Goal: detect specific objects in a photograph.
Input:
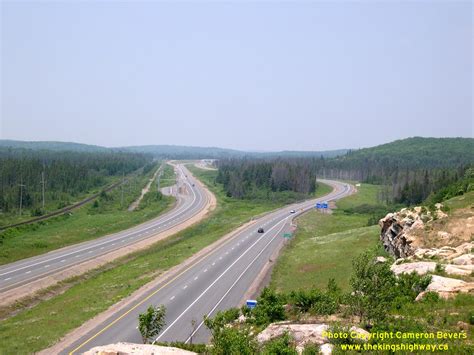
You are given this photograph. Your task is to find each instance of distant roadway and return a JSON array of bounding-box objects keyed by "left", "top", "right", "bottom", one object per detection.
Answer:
[
  {"left": 0, "top": 164, "right": 209, "bottom": 295},
  {"left": 63, "top": 179, "right": 353, "bottom": 354}
]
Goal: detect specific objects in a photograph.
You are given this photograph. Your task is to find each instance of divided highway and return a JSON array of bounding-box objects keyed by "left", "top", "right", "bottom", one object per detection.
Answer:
[
  {"left": 64, "top": 179, "right": 353, "bottom": 354},
  {"left": 0, "top": 164, "right": 209, "bottom": 294}
]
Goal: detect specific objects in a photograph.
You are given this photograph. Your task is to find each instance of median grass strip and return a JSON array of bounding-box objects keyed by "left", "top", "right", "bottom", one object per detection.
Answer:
[
  {"left": 0, "top": 167, "right": 331, "bottom": 354},
  {"left": 270, "top": 183, "right": 385, "bottom": 292},
  {"left": 0, "top": 164, "right": 174, "bottom": 265}
]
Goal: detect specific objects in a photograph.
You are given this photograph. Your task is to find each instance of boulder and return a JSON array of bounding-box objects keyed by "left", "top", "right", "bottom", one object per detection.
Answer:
[
  {"left": 444, "top": 264, "right": 474, "bottom": 276},
  {"left": 390, "top": 262, "right": 436, "bottom": 275},
  {"left": 83, "top": 343, "right": 197, "bottom": 355},
  {"left": 320, "top": 343, "right": 334, "bottom": 355},
  {"left": 416, "top": 275, "right": 474, "bottom": 300},
  {"left": 451, "top": 254, "right": 473, "bottom": 266},
  {"left": 257, "top": 323, "right": 329, "bottom": 346}
]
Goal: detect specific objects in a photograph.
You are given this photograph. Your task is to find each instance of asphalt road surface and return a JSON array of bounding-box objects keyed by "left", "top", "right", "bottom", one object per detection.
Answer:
[
  {"left": 65, "top": 179, "right": 353, "bottom": 354},
  {"left": 0, "top": 164, "right": 208, "bottom": 294}
]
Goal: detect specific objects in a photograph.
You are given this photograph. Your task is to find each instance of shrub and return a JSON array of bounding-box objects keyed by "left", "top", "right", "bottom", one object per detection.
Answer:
[
  {"left": 205, "top": 309, "right": 257, "bottom": 355},
  {"left": 251, "top": 287, "right": 286, "bottom": 326},
  {"left": 261, "top": 332, "right": 298, "bottom": 355},
  {"left": 348, "top": 251, "right": 397, "bottom": 325}
]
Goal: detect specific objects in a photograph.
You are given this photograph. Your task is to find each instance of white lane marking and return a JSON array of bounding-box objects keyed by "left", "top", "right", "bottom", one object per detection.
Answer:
[
  {"left": 100, "top": 247, "right": 104, "bottom": 250},
  {"left": 185, "top": 219, "right": 288, "bottom": 343},
  {"left": 231, "top": 247, "right": 234, "bottom": 250},
  {"left": 154, "top": 217, "right": 289, "bottom": 343},
  {"left": 194, "top": 277, "right": 198, "bottom": 281},
  {"left": 170, "top": 296, "right": 175, "bottom": 300},
  {"left": 89, "top": 250, "right": 94, "bottom": 253},
  {"left": 4, "top": 277, "right": 11, "bottom": 281},
  {"left": 225, "top": 252, "right": 229, "bottom": 255},
  {"left": 219, "top": 256, "right": 222, "bottom": 260},
  {"left": 76, "top": 255, "right": 81, "bottom": 258},
  {"left": 212, "top": 262, "right": 215, "bottom": 266},
  {"left": 204, "top": 269, "right": 208, "bottom": 273},
  {"left": 44, "top": 265, "right": 50, "bottom": 268},
  {"left": 111, "top": 243, "right": 116, "bottom": 246},
  {"left": 60, "top": 259, "right": 66, "bottom": 263},
  {"left": 25, "top": 271, "right": 31, "bottom": 274},
  {"left": 183, "top": 285, "right": 188, "bottom": 290}
]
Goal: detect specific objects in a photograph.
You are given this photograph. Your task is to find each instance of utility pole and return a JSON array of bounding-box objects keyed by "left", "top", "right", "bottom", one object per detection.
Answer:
[
  {"left": 40, "top": 171, "right": 46, "bottom": 210},
  {"left": 18, "top": 181, "right": 26, "bottom": 216},
  {"left": 121, "top": 172, "right": 125, "bottom": 207}
]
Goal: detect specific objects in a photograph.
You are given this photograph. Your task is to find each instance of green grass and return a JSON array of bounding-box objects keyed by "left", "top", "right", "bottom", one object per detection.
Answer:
[
  {"left": 270, "top": 183, "right": 385, "bottom": 293},
  {"left": 443, "top": 191, "right": 474, "bottom": 210},
  {"left": 0, "top": 167, "right": 338, "bottom": 354},
  {"left": 0, "top": 165, "right": 174, "bottom": 265}
]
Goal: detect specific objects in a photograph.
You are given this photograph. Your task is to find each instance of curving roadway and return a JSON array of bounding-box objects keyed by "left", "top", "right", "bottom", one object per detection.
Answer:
[
  {"left": 64, "top": 179, "right": 354, "bottom": 354},
  {"left": 0, "top": 164, "right": 209, "bottom": 295}
]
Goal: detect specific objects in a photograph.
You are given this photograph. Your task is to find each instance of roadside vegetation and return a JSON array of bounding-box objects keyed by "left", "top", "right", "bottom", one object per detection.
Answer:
[
  {"left": 162, "top": 249, "right": 473, "bottom": 353},
  {"left": 0, "top": 166, "right": 333, "bottom": 354},
  {"left": 0, "top": 147, "right": 151, "bottom": 226},
  {"left": 0, "top": 163, "right": 174, "bottom": 264},
  {"left": 271, "top": 183, "right": 389, "bottom": 291}
]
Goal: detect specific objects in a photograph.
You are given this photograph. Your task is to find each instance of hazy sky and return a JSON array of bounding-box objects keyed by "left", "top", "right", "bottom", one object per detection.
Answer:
[{"left": 1, "top": 1, "right": 472, "bottom": 151}]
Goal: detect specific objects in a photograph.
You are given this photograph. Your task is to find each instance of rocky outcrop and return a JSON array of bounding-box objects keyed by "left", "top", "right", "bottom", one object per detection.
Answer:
[
  {"left": 83, "top": 343, "right": 197, "bottom": 355},
  {"left": 379, "top": 206, "right": 439, "bottom": 258},
  {"left": 256, "top": 322, "right": 368, "bottom": 353},
  {"left": 415, "top": 275, "right": 474, "bottom": 300},
  {"left": 390, "top": 261, "right": 436, "bottom": 275}
]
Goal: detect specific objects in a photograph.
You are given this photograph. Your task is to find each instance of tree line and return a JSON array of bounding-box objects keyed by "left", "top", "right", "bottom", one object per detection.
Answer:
[
  {"left": 216, "top": 158, "right": 318, "bottom": 199},
  {"left": 0, "top": 148, "right": 151, "bottom": 215},
  {"left": 215, "top": 137, "right": 473, "bottom": 205}
]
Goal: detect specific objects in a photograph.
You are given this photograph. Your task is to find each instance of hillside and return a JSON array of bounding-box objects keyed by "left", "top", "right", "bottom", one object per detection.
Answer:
[
  {"left": 0, "top": 139, "right": 107, "bottom": 153},
  {"left": 0, "top": 140, "right": 347, "bottom": 159},
  {"left": 331, "top": 137, "right": 474, "bottom": 170}
]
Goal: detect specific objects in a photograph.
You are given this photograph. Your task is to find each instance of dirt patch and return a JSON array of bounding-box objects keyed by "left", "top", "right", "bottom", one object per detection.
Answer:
[{"left": 0, "top": 165, "right": 216, "bottom": 309}]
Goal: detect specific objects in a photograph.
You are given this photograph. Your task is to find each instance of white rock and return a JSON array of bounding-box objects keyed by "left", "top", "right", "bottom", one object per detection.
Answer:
[
  {"left": 390, "top": 262, "right": 436, "bottom": 275},
  {"left": 320, "top": 343, "right": 334, "bottom": 355},
  {"left": 375, "top": 256, "right": 387, "bottom": 263},
  {"left": 257, "top": 323, "right": 329, "bottom": 345},
  {"left": 452, "top": 254, "right": 473, "bottom": 265},
  {"left": 445, "top": 264, "right": 474, "bottom": 276},
  {"left": 416, "top": 275, "right": 474, "bottom": 300},
  {"left": 84, "top": 342, "right": 197, "bottom": 355}
]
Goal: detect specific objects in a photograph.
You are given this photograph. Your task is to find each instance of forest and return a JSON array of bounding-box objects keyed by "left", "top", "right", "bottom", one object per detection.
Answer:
[
  {"left": 216, "top": 138, "right": 474, "bottom": 205},
  {"left": 0, "top": 147, "right": 152, "bottom": 217}
]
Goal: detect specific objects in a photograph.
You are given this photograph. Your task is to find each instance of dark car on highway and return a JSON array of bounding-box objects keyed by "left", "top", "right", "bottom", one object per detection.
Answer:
[{"left": 258, "top": 228, "right": 264, "bottom": 233}]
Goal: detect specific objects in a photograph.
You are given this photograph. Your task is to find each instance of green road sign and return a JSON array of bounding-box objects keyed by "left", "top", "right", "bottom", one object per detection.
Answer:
[{"left": 283, "top": 233, "right": 292, "bottom": 239}]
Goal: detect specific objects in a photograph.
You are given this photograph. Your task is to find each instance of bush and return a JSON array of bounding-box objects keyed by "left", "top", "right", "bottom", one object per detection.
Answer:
[
  {"left": 261, "top": 332, "right": 298, "bottom": 355},
  {"left": 392, "top": 272, "right": 431, "bottom": 309},
  {"left": 138, "top": 305, "right": 166, "bottom": 344},
  {"left": 288, "top": 279, "right": 341, "bottom": 316},
  {"left": 251, "top": 287, "right": 286, "bottom": 326},
  {"left": 348, "top": 250, "right": 397, "bottom": 325},
  {"left": 205, "top": 309, "right": 257, "bottom": 355}
]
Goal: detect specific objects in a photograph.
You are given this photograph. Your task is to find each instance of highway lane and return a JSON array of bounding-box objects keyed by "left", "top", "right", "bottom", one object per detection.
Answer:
[
  {"left": 65, "top": 179, "right": 353, "bottom": 354},
  {"left": 0, "top": 164, "right": 209, "bottom": 294}
]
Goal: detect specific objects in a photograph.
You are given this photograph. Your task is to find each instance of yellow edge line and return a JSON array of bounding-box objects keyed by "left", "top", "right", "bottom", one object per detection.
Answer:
[{"left": 69, "top": 192, "right": 235, "bottom": 354}]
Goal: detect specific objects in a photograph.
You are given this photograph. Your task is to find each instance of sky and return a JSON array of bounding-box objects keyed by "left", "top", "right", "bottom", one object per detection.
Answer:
[{"left": 1, "top": 1, "right": 472, "bottom": 151}]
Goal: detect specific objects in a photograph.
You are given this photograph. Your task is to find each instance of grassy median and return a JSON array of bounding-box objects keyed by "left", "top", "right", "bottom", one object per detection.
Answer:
[{"left": 0, "top": 167, "right": 333, "bottom": 354}]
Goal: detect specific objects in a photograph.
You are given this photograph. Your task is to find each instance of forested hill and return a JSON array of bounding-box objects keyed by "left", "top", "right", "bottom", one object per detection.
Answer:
[
  {"left": 0, "top": 140, "right": 107, "bottom": 153},
  {"left": 331, "top": 137, "right": 473, "bottom": 170},
  {"left": 0, "top": 140, "right": 347, "bottom": 159}
]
